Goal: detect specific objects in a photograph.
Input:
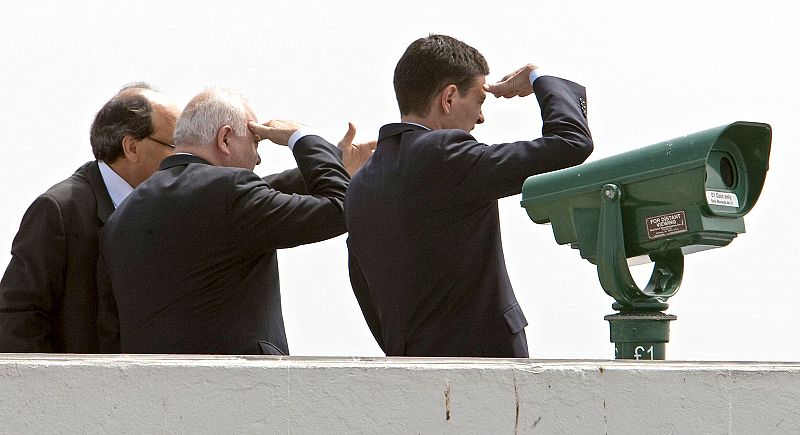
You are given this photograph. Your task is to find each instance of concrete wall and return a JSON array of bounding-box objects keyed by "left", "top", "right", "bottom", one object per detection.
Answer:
[{"left": 1, "top": 355, "right": 798, "bottom": 434}]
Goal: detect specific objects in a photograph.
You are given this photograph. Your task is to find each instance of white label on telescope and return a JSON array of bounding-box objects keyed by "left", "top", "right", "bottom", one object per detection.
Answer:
[
  {"left": 645, "top": 211, "right": 688, "bottom": 240},
  {"left": 706, "top": 190, "right": 739, "bottom": 208}
]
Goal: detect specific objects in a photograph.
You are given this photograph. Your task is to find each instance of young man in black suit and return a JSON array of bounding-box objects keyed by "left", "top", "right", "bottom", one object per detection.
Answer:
[
  {"left": 346, "top": 34, "right": 594, "bottom": 358},
  {"left": 0, "top": 84, "right": 180, "bottom": 353},
  {"left": 97, "top": 87, "right": 368, "bottom": 355}
]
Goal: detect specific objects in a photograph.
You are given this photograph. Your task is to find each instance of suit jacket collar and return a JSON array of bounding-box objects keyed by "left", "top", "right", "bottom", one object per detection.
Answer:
[
  {"left": 159, "top": 153, "right": 212, "bottom": 170},
  {"left": 81, "top": 160, "right": 115, "bottom": 224},
  {"left": 378, "top": 123, "right": 428, "bottom": 142}
]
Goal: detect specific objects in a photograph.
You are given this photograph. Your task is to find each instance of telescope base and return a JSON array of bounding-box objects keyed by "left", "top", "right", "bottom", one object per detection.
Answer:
[{"left": 605, "top": 312, "right": 677, "bottom": 360}]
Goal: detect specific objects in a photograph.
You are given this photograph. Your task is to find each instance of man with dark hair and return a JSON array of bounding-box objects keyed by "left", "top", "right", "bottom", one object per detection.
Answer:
[
  {"left": 346, "top": 34, "right": 594, "bottom": 358},
  {"left": 392, "top": 34, "right": 490, "bottom": 116},
  {"left": 0, "top": 84, "right": 180, "bottom": 352}
]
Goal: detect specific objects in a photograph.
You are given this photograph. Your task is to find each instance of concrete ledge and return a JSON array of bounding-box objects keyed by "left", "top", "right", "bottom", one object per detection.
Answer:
[{"left": 1, "top": 355, "right": 799, "bottom": 433}]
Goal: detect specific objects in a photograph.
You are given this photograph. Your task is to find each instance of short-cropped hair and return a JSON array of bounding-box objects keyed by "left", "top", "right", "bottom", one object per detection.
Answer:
[
  {"left": 173, "top": 87, "right": 249, "bottom": 146},
  {"left": 393, "top": 34, "right": 489, "bottom": 116},
  {"left": 90, "top": 88, "right": 155, "bottom": 163}
]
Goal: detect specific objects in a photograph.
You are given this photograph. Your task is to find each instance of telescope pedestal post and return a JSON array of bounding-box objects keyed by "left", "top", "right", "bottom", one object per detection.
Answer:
[{"left": 605, "top": 311, "right": 677, "bottom": 360}]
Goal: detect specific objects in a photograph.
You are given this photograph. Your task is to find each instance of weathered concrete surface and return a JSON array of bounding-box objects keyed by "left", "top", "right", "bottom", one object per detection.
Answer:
[{"left": 0, "top": 355, "right": 798, "bottom": 434}]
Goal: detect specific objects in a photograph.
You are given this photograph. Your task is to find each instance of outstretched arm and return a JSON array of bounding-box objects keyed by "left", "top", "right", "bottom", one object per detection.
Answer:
[
  {"left": 233, "top": 120, "right": 350, "bottom": 250},
  {"left": 262, "top": 122, "right": 376, "bottom": 193},
  {"left": 438, "top": 65, "right": 593, "bottom": 203}
]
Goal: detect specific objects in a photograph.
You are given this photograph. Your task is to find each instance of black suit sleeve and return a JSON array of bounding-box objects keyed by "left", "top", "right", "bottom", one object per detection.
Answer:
[
  {"left": 438, "top": 76, "right": 594, "bottom": 203},
  {"left": 231, "top": 135, "right": 350, "bottom": 250},
  {"left": 0, "top": 195, "right": 66, "bottom": 352},
  {"left": 263, "top": 168, "right": 308, "bottom": 195},
  {"left": 95, "top": 243, "right": 120, "bottom": 353},
  {"left": 347, "top": 244, "right": 385, "bottom": 353},
  {"left": 262, "top": 145, "right": 344, "bottom": 195}
]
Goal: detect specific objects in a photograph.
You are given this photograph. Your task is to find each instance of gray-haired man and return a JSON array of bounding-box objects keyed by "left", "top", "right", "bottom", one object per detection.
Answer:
[{"left": 97, "top": 87, "right": 369, "bottom": 355}]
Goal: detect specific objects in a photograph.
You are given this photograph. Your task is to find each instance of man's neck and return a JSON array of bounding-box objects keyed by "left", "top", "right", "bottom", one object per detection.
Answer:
[
  {"left": 400, "top": 114, "right": 441, "bottom": 131},
  {"left": 107, "top": 159, "right": 140, "bottom": 188},
  {"left": 175, "top": 145, "right": 221, "bottom": 166}
]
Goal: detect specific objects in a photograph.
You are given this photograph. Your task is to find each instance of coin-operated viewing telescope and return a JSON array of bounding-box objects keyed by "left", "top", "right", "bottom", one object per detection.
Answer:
[{"left": 520, "top": 121, "right": 771, "bottom": 360}]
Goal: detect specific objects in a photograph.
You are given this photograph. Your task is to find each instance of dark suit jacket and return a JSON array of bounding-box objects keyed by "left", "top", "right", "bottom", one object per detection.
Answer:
[
  {"left": 0, "top": 161, "right": 114, "bottom": 352},
  {"left": 263, "top": 167, "right": 308, "bottom": 195},
  {"left": 345, "top": 76, "right": 594, "bottom": 358},
  {"left": 97, "top": 135, "right": 348, "bottom": 355}
]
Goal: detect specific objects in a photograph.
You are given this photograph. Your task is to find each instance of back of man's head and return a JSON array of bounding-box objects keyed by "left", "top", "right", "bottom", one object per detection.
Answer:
[
  {"left": 90, "top": 83, "right": 156, "bottom": 163},
  {"left": 173, "top": 87, "right": 249, "bottom": 147},
  {"left": 393, "top": 34, "right": 489, "bottom": 117}
]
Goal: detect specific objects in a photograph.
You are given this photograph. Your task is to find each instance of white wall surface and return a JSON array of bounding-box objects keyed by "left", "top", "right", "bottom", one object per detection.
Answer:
[
  {"left": 1, "top": 355, "right": 799, "bottom": 433},
  {"left": 0, "top": 1, "right": 798, "bottom": 360}
]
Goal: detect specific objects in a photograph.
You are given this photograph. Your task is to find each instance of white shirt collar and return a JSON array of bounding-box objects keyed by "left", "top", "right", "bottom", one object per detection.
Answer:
[
  {"left": 402, "top": 121, "right": 430, "bottom": 130},
  {"left": 97, "top": 160, "right": 134, "bottom": 209}
]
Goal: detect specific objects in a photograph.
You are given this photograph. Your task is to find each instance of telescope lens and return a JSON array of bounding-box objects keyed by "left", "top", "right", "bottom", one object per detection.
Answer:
[{"left": 720, "top": 157, "right": 736, "bottom": 188}]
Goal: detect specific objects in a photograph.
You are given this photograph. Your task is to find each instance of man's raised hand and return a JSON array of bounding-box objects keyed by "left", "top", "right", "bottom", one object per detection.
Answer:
[
  {"left": 484, "top": 63, "right": 538, "bottom": 99},
  {"left": 337, "top": 122, "right": 377, "bottom": 176},
  {"left": 248, "top": 120, "right": 304, "bottom": 146}
]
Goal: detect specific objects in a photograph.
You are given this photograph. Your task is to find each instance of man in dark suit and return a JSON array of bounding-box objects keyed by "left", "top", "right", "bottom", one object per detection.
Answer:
[
  {"left": 346, "top": 35, "right": 594, "bottom": 358},
  {"left": 97, "top": 87, "right": 358, "bottom": 355},
  {"left": 0, "top": 84, "right": 181, "bottom": 352}
]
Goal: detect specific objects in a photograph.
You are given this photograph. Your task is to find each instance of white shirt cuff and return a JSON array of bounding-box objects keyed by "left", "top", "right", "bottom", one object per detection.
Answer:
[
  {"left": 529, "top": 68, "right": 544, "bottom": 86},
  {"left": 287, "top": 128, "right": 315, "bottom": 150}
]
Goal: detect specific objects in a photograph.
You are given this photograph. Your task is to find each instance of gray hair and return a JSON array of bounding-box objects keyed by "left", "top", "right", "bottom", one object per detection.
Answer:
[
  {"left": 174, "top": 87, "right": 250, "bottom": 146},
  {"left": 118, "top": 81, "right": 156, "bottom": 94}
]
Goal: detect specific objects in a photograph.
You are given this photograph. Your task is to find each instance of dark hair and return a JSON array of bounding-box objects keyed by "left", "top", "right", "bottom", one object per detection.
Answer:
[
  {"left": 393, "top": 34, "right": 489, "bottom": 116},
  {"left": 90, "top": 89, "right": 155, "bottom": 163}
]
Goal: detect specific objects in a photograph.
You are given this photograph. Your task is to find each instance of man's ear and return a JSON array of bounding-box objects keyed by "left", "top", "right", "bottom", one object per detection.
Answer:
[
  {"left": 216, "top": 125, "right": 233, "bottom": 157},
  {"left": 121, "top": 135, "right": 140, "bottom": 163},
  {"left": 439, "top": 84, "right": 458, "bottom": 115}
]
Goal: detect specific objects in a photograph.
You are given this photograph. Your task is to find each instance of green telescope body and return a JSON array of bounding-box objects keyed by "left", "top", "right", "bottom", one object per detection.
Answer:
[
  {"left": 521, "top": 121, "right": 771, "bottom": 266},
  {"left": 520, "top": 121, "right": 771, "bottom": 359}
]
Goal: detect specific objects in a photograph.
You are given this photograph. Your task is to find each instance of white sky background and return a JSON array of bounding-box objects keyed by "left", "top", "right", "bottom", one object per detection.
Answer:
[{"left": 1, "top": 1, "right": 798, "bottom": 360}]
